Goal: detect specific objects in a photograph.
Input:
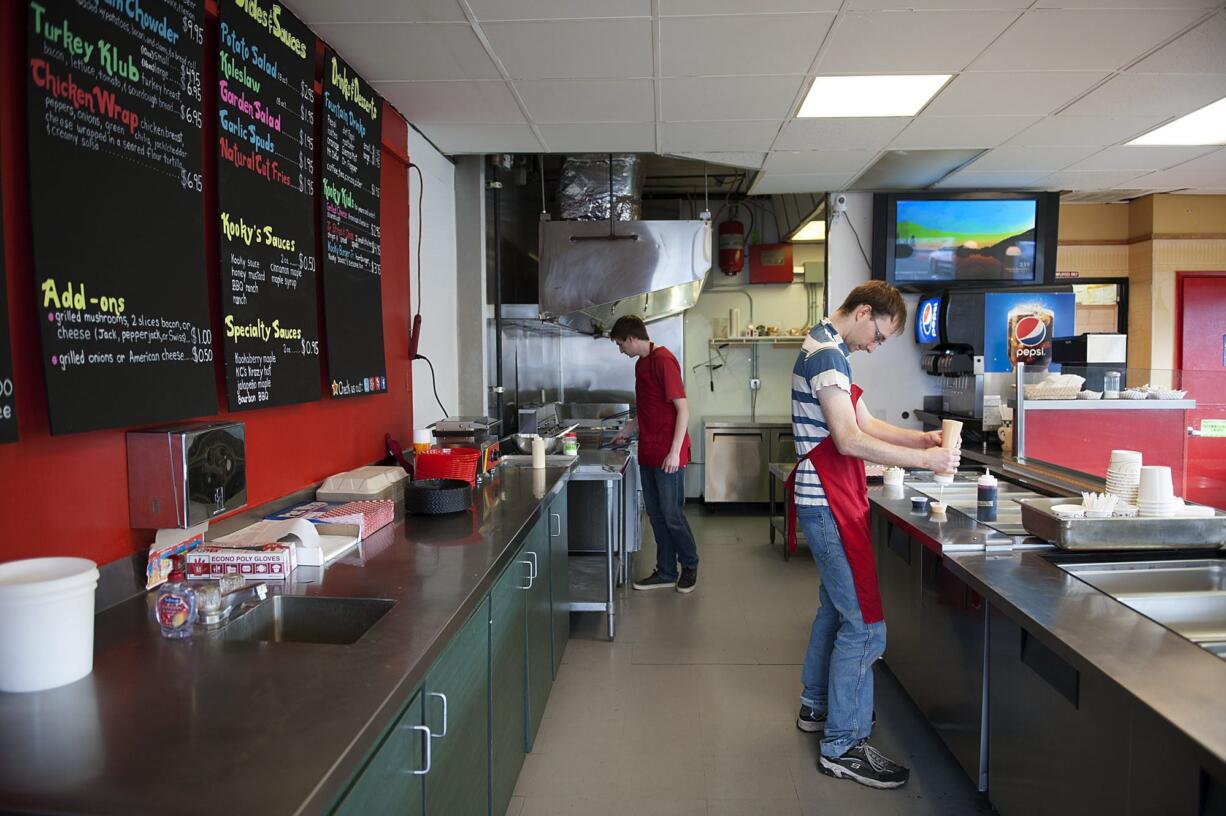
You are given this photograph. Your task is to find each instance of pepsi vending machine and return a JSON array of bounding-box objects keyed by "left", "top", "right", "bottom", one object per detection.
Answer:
[{"left": 919, "top": 286, "right": 1076, "bottom": 432}]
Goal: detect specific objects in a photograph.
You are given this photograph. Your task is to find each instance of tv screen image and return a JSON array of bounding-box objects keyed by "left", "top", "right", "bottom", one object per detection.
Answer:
[
  {"left": 916, "top": 294, "right": 941, "bottom": 344},
  {"left": 892, "top": 199, "right": 1037, "bottom": 283}
]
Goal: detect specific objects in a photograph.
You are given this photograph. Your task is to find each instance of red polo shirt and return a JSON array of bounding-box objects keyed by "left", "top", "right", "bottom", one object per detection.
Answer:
[{"left": 635, "top": 344, "right": 691, "bottom": 469}]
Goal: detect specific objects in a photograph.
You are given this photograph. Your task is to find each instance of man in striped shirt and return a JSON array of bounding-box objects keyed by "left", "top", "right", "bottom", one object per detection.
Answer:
[{"left": 792, "top": 281, "right": 960, "bottom": 790}]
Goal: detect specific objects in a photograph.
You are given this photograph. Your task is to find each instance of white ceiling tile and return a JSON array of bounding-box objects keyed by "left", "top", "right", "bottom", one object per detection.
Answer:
[
  {"left": 660, "top": 14, "right": 835, "bottom": 77},
  {"left": 662, "top": 0, "right": 839, "bottom": 14},
  {"left": 774, "top": 118, "right": 910, "bottom": 151},
  {"left": 468, "top": 0, "right": 651, "bottom": 20},
  {"left": 537, "top": 123, "right": 656, "bottom": 152},
  {"left": 1009, "top": 115, "right": 1167, "bottom": 146},
  {"left": 751, "top": 173, "right": 855, "bottom": 194},
  {"left": 1129, "top": 148, "right": 1226, "bottom": 188},
  {"left": 1042, "top": 169, "right": 1149, "bottom": 189},
  {"left": 416, "top": 123, "right": 544, "bottom": 153},
  {"left": 1128, "top": 14, "right": 1226, "bottom": 75},
  {"left": 891, "top": 116, "right": 1040, "bottom": 149},
  {"left": 660, "top": 77, "right": 805, "bottom": 121},
  {"left": 932, "top": 171, "right": 1050, "bottom": 189},
  {"left": 284, "top": 0, "right": 467, "bottom": 23},
  {"left": 375, "top": 81, "right": 524, "bottom": 123},
  {"left": 312, "top": 23, "right": 500, "bottom": 80},
  {"left": 816, "top": 11, "right": 1019, "bottom": 74},
  {"left": 515, "top": 79, "right": 654, "bottom": 122},
  {"left": 925, "top": 71, "right": 1109, "bottom": 116},
  {"left": 965, "top": 145, "right": 1099, "bottom": 172},
  {"left": 482, "top": 19, "right": 653, "bottom": 79},
  {"left": 970, "top": 9, "right": 1206, "bottom": 71},
  {"left": 1062, "top": 74, "right": 1226, "bottom": 118},
  {"left": 672, "top": 152, "right": 767, "bottom": 169},
  {"left": 1064, "top": 145, "right": 1218, "bottom": 171},
  {"left": 660, "top": 121, "right": 782, "bottom": 152},
  {"left": 764, "top": 150, "right": 878, "bottom": 175},
  {"left": 1033, "top": 0, "right": 1218, "bottom": 9},
  {"left": 849, "top": 0, "right": 1025, "bottom": 7}
]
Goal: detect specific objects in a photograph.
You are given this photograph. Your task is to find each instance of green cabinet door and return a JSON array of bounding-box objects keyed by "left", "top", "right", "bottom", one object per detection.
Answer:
[
  {"left": 424, "top": 598, "right": 491, "bottom": 816},
  {"left": 490, "top": 547, "right": 530, "bottom": 816},
  {"left": 548, "top": 487, "right": 570, "bottom": 677},
  {"left": 525, "top": 520, "right": 553, "bottom": 750},
  {"left": 333, "top": 691, "right": 426, "bottom": 816}
]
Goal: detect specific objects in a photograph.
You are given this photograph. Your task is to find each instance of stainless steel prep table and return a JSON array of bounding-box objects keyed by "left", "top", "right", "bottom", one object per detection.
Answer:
[
  {"left": 868, "top": 482, "right": 1226, "bottom": 811},
  {"left": 0, "top": 466, "right": 572, "bottom": 816}
]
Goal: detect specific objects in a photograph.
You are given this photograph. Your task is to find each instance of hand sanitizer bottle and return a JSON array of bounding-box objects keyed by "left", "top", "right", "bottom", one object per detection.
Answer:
[{"left": 154, "top": 557, "right": 197, "bottom": 639}]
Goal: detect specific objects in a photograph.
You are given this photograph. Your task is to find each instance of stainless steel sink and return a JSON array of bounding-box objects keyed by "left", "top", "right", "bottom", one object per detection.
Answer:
[
  {"left": 1061, "top": 559, "right": 1226, "bottom": 597},
  {"left": 1059, "top": 559, "right": 1226, "bottom": 658},
  {"left": 218, "top": 596, "right": 395, "bottom": 645},
  {"left": 1115, "top": 594, "right": 1226, "bottom": 643}
]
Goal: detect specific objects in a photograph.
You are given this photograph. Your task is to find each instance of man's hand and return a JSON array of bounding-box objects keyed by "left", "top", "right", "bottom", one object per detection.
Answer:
[
  {"left": 922, "top": 430, "right": 944, "bottom": 448},
  {"left": 923, "top": 446, "right": 961, "bottom": 474},
  {"left": 662, "top": 450, "right": 682, "bottom": 474}
]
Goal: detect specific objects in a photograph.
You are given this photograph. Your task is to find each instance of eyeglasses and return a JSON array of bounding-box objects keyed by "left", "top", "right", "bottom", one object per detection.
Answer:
[{"left": 872, "top": 318, "right": 887, "bottom": 346}]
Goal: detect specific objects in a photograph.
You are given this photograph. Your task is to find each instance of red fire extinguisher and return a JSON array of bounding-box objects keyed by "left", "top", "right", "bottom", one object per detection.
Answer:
[{"left": 718, "top": 218, "right": 745, "bottom": 276}]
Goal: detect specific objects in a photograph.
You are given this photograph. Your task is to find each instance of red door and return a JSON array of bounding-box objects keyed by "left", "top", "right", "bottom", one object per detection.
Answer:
[{"left": 1179, "top": 275, "right": 1226, "bottom": 510}]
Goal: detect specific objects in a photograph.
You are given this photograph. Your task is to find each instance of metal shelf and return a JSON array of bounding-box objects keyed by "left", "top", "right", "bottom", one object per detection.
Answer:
[{"left": 710, "top": 337, "right": 804, "bottom": 347}]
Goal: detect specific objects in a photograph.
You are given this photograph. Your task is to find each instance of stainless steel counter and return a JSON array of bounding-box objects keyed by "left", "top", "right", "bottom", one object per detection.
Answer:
[
  {"left": 0, "top": 466, "right": 573, "bottom": 816},
  {"left": 869, "top": 483, "right": 1226, "bottom": 781},
  {"left": 703, "top": 415, "right": 792, "bottom": 428}
]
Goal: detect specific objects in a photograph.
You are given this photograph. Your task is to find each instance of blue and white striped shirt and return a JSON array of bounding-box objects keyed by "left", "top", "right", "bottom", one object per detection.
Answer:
[{"left": 791, "top": 319, "right": 852, "bottom": 507}]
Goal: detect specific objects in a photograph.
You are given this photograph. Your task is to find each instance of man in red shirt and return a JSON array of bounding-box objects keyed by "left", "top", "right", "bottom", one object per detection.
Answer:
[{"left": 609, "top": 315, "right": 699, "bottom": 594}]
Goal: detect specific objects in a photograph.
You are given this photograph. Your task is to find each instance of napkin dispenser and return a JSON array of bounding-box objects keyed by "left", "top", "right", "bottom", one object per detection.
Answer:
[{"left": 127, "top": 422, "right": 247, "bottom": 529}]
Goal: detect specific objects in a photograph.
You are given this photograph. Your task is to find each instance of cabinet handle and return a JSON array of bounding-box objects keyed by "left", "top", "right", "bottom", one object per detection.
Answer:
[
  {"left": 550, "top": 512, "right": 561, "bottom": 537},
  {"left": 428, "top": 691, "right": 448, "bottom": 738},
  {"left": 526, "top": 550, "right": 539, "bottom": 580},
  {"left": 403, "top": 724, "right": 431, "bottom": 775},
  {"left": 518, "top": 559, "right": 533, "bottom": 589}
]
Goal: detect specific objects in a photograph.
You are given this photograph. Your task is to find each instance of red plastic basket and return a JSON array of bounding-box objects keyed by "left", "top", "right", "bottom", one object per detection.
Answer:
[{"left": 415, "top": 447, "right": 481, "bottom": 485}]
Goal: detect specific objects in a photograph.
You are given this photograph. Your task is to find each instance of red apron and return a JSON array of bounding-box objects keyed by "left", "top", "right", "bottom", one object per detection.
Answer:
[{"left": 784, "top": 385, "right": 883, "bottom": 625}]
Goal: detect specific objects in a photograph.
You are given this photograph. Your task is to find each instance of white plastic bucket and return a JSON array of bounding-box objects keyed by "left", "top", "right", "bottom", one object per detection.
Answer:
[{"left": 0, "top": 558, "right": 99, "bottom": 693}]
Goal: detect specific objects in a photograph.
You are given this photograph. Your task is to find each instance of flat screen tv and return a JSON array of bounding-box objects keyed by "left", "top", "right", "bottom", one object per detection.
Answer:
[{"left": 872, "top": 192, "right": 1059, "bottom": 291}]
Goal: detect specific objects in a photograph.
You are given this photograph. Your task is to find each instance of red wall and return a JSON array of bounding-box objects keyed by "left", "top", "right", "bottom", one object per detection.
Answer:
[{"left": 0, "top": 3, "right": 413, "bottom": 566}]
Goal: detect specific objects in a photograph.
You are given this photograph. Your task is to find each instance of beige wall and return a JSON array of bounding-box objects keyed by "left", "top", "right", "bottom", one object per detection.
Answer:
[{"left": 1059, "top": 195, "right": 1226, "bottom": 375}]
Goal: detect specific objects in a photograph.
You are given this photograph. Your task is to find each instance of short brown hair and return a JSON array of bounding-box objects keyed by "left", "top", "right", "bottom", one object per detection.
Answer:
[
  {"left": 837, "top": 281, "right": 907, "bottom": 330},
  {"left": 609, "top": 315, "right": 649, "bottom": 342}
]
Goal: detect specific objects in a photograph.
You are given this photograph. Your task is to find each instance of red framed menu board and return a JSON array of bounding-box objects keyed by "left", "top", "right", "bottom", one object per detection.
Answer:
[
  {"left": 320, "top": 48, "right": 385, "bottom": 399},
  {"left": 26, "top": 0, "right": 217, "bottom": 434},
  {"left": 216, "top": 0, "right": 321, "bottom": 410}
]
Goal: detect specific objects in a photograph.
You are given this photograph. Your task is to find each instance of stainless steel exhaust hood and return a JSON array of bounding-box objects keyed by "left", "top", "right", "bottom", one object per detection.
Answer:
[{"left": 537, "top": 218, "right": 712, "bottom": 334}]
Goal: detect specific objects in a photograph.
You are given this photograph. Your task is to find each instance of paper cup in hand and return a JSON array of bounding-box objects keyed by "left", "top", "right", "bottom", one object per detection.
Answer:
[{"left": 939, "top": 419, "right": 963, "bottom": 476}]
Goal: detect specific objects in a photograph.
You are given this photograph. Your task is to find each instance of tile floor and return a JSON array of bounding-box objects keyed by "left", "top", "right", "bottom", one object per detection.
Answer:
[{"left": 507, "top": 507, "right": 996, "bottom": 816}]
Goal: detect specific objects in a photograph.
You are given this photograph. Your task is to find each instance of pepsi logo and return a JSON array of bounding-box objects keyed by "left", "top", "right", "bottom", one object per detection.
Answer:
[{"left": 1014, "top": 315, "right": 1047, "bottom": 347}]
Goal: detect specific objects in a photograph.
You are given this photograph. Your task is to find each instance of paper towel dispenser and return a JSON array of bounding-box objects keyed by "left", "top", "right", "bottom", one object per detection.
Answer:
[{"left": 127, "top": 421, "right": 247, "bottom": 529}]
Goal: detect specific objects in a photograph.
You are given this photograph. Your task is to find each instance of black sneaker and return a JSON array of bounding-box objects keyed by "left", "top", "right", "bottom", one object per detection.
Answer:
[
  {"left": 797, "top": 705, "right": 825, "bottom": 733},
  {"left": 632, "top": 571, "right": 676, "bottom": 591},
  {"left": 796, "top": 707, "right": 876, "bottom": 734},
  {"left": 676, "top": 567, "right": 697, "bottom": 594},
  {"left": 818, "top": 741, "right": 910, "bottom": 789}
]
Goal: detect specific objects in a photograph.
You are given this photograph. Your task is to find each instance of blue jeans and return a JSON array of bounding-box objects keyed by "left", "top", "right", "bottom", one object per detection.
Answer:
[
  {"left": 640, "top": 466, "right": 698, "bottom": 581},
  {"left": 797, "top": 505, "right": 886, "bottom": 758}
]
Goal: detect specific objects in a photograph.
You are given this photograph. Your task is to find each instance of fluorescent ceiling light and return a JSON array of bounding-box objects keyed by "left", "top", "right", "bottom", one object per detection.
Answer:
[
  {"left": 798, "top": 75, "right": 951, "bottom": 118},
  {"left": 1129, "top": 96, "right": 1226, "bottom": 146},
  {"left": 791, "top": 221, "right": 826, "bottom": 242}
]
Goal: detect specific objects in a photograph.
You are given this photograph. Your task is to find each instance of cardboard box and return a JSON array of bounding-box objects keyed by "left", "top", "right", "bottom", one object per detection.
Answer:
[
  {"left": 267, "top": 500, "right": 395, "bottom": 538},
  {"left": 185, "top": 543, "right": 296, "bottom": 580}
]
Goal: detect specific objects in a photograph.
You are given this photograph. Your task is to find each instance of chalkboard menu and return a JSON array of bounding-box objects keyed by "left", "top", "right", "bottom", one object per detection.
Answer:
[
  {"left": 0, "top": 165, "right": 15, "bottom": 444},
  {"left": 216, "top": 0, "right": 320, "bottom": 410},
  {"left": 320, "top": 49, "right": 386, "bottom": 399},
  {"left": 26, "top": 0, "right": 216, "bottom": 434}
]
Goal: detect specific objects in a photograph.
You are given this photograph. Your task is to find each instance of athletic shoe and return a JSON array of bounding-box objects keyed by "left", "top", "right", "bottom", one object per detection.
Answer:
[
  {"left": 796, "top": 707, "right": 877, "bottom": 734},
  {"left": 818, "top": 741, "right": 910, "bottom": 789},
  {"left": 632, "top": 571, "right": 676, "bottom": 591},
  {"left": 676, "top": 567, "right": 697, "bottom": 594}
]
